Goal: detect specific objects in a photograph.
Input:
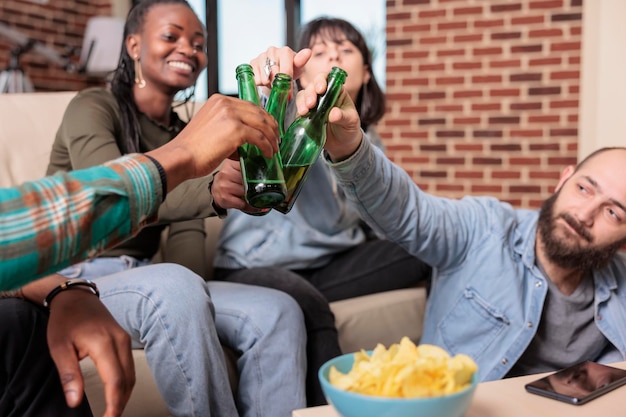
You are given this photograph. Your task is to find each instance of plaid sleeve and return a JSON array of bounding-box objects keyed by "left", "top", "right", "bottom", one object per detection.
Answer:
[{"left": 0, "top": 154, "right": 162, "bottom": 290}]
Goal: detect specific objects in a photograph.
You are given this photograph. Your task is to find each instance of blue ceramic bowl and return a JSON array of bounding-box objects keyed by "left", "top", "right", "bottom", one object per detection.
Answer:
[{"left": 319, "top": 352, "right": 478, "bottom": 417}]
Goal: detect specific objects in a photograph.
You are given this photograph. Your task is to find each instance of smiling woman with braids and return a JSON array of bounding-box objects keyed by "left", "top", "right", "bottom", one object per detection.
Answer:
[{"left": 45, "top": 1, "right": 306, "bottom": 416}]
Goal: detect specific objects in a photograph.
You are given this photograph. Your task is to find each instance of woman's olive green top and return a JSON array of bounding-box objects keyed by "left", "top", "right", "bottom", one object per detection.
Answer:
[{"left": 46, "top": 87, "right": 217, "bottom": 276}]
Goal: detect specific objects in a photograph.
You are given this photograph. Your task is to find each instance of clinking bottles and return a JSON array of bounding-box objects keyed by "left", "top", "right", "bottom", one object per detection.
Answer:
[
  {"left": 274, "top": 66, "right": 348, "bottom": 214},
  {"left": 235, "top": 64, "right": 287, "bottom": 210}
]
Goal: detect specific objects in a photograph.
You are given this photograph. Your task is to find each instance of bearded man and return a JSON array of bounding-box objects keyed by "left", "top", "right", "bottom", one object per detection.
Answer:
[
  {"left": 288, "top": 70, "right": 626, "bottom": 381},
  {"left": 326, "top": 134, "right": 626, "bottom": 381},
  {"left": 324, "top": 109, "right": 626, "bottom": 381}
]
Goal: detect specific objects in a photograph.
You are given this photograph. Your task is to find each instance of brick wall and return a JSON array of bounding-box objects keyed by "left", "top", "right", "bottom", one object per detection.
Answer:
[
  {"left": 0, "top": 0, "right": 112, "bottom": 92},
  {"left": 382, "top": 0, "right": 582, "bottom": 208},
  {"left": 1, "top": 0, "right": 583, "bottom": 209}
]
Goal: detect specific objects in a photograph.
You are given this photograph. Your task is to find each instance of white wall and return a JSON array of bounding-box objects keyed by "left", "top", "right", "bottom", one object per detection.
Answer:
[{"left": 579, "top": 0, "right": 626, "bottom": 159}]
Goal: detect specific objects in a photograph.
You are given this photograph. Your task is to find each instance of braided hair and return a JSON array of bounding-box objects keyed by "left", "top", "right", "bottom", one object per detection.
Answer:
[{"left": 110, "top": 0, "right": 196, "bottom": 154}]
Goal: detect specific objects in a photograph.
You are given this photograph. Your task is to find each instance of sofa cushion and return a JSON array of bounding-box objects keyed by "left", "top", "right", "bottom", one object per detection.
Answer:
[
  {"left": 0, "top": 91, "right": 75, "bottom": 187},
  {"left": 332, "top": 287, "right": 426, "bottom": 353}
]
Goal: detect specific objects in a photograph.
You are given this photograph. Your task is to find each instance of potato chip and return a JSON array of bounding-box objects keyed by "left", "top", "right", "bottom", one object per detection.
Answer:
[{"left": 329, "top": 337, "right": 478, "bottom": 399}]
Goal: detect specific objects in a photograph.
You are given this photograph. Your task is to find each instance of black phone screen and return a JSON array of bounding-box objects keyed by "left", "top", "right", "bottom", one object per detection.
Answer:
[{"left": 524, "top": 361, "right": 626, "bottom": 405}]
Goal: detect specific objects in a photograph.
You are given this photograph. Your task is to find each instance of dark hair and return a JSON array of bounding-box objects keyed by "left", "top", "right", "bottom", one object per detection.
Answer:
[
  {"left": 297, "top": 17, "right": 386, "bottom": 130},
  {"left": 110, "top": 0, "right": 196, "bottom": 154}
]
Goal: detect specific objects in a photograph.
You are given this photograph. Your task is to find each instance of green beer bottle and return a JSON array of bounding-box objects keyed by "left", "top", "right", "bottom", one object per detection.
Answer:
[
  {"left": 275, "top": 66, "right": 347, "bottom": 214},
  {"left": 265, "top": 73, "right": 292, "bottom": 137},
  {"left": 235, "top": 64, "right": 287, "bottom": 210}
]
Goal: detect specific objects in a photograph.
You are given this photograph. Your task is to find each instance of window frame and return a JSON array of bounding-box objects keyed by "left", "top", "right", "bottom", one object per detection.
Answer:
[{"left": 205, "top": 0, "right": 300, "bottom": 96}]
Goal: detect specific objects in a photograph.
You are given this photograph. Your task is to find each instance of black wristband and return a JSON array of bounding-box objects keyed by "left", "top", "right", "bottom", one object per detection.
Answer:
[
  {"left": 43, "top": 279, "right": 100, "bottom": 308},
  {"left": 145, "top": 154, "right": 168, "bottom": 200}
]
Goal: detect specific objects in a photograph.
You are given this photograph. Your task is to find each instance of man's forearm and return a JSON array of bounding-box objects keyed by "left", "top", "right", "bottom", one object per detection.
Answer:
[{"left": 0, "top": 154, "right": 161, "bottom": 291}]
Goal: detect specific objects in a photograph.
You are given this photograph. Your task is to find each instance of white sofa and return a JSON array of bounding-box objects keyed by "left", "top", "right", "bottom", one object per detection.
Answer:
[{"left": 0, "top": 91, "right": 427, "bottom": 416}]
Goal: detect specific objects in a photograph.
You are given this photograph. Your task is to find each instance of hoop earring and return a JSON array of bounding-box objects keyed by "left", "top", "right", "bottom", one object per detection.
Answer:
[{"left": 134, "top": 55, "right": 146, "bottom": 88}]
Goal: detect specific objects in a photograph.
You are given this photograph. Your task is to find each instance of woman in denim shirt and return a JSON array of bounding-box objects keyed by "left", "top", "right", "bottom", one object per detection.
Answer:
[{"left": 212, "top": 18, "right": 432, "bottom": 405}]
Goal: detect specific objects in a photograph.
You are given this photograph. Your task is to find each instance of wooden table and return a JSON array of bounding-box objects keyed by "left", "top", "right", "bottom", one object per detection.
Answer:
[{"left": 293, "top": 362, "right": 626, "bottom": 417}]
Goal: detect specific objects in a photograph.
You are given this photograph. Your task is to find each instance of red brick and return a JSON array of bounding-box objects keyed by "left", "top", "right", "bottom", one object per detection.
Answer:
[
  {"left": 420, "top": 144, "right": 448, "bottom": 151},
  {"left": 456, "top": 171, "right": 485, "bottom": 179},
  {"left": 419, "top": 63, "right": 446, "bottom": 71},
  {"left": 548, "top": 157, "right": 578, "bottom": 165},
  {"left": 454, "top": 117, "right": 482, "bottom": 124},
  {"left": 529, "top": 0, "right": 564, "bottom": 9},
  {"left": 474, "top": 130, "right": 504, "bottom": 138},
  {"left": 473, "top": 157, "right": 503, "bottom": 165},
  {"left": 510, "top": 158, "right": 542, "bottom": 165},
  {"left": 420, "top": 36, "right": 448, "bottom": 45},
  {"left": 491, "top": 32, "right": 522, "bottom": 40},
  {"left": 453, "top": 62, "right": 482, "bottom": 70},
  {"left": 436, "top": 131, "right": 466, "bottom": 138},
  {"left": 489, "top": 59, "right": 522, "bottom": 69},
  {"left": 550, "top": 41, "right": 581, "bottom": 52},
  {"left": 492, "top": 171, "right": 522, "bottom": 179},
  {"left": 436, "top": 158, "right": 466, "bottom": 165},
  {"left": 404, "top": 23, "right": 432, "bottom": 33},
  {"left": 421, "top": 171, "right": 448, "bottom": 178},
  {"left": 550, "top": 71, "right": 580, "bottom": 80},
  {"left": 529, "top": 57, "right": 562, "bottom": 66},
  {"left": 549, "top": 100, "right": 579, "bottom": 109},
  {"left": 454, "top": 144, "right": 484, "bottom": 152},
  {"left": 419, "top": 9, "right": 447, "bottom": 18},
  {"left": 474, "top": 19, "right": 506, "bottom": 28},
  {"left": 454, "top": 6, "right": 484, "bottom": 15},
  {"left": 437, "top": 184, "right": 465, "bottom": 192},
  {"left": 454, "top": 34, "right": 484, "bottom": 42},
  {"left": 528, "top": 115, "right": 560, "bottom": 123},
  {"left": 473, "top": 75, "right": 503, "bottom": 83},
  {"left": 529, "top": 171, "right": 561, "bottom": 179},
  {"left": 529, "top": 29, "right": 563, "bottom": 37},
  {"left": 510, "top": 185, "right": 542, "bottom": 193},
  {"left": 435, "top": 104, "right": 464, "bottom": 112},
  {"left": 473, "top": 47, "right": 503, "bottom": 56},
  {"left": 435, "top": 76, "right": 465, "bottom": 86},
  {"left": 473, "top": 185, "right": 503, "bottom": 193},
  {"left": 472, "top": 103, "right": 502, "bottom": 111},
  {"left": 490, "top": 88, "right": 521, "bottom": 97},
  {"left": 511, "top": 15, "right": 545, "bottom": 25},
  {"left": 454, "top": 90, "right": 483, "bottom": 98},
  {"left": 491, "top": 3, "right": 523, "bottom": 12},
  {"left": 438, "top": 21, "right": 468, "bottom": 30},
  {"left": 437, "top": 49, "right": 465, "bottom": 57},
  {"left": 551, "top": 13, "right": 582, "bottom": 22},
  {"left": 510, "top": 129, "right": 544, "bottom": 137}
]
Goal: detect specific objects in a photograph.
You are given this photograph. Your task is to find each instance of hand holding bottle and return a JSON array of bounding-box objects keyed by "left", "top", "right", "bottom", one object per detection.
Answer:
[
  {"left": 250, "top": 46, "right": 312, "bottom": 87},
  {"left": 294, "top": 71, "right": 364, "bottom": 163},
  {"left": 212, "top": 159, "right": 269, "bottom": 215}
]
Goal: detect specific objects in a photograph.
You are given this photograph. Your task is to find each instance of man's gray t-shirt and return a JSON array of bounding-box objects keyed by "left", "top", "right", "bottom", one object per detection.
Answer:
[{"left": 506, "top": 268, "right": 611, "bottom": 377}]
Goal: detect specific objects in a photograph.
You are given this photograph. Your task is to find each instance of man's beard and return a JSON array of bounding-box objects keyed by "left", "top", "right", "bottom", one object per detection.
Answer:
[{"left": 537, "top": 193, "right": 626, "bottom": 270}]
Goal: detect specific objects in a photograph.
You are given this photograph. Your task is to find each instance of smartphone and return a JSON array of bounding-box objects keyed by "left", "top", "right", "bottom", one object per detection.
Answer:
[{"left": 524, "top": 361, "right": 626, "bottom": 405}]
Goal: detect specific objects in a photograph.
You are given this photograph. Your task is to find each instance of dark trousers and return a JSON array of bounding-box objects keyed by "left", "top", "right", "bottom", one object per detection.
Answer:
[
  {"left": 214, "top": 239, "right": 432, "bottom": 406},
  {"left": 0, "top": 298, "right": 93, "bottom": 417}
]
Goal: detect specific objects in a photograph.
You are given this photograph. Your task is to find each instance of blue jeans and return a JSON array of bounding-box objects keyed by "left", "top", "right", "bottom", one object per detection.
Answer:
[{"left": 59, "top": 258, "right": 306, "bottom": 417}]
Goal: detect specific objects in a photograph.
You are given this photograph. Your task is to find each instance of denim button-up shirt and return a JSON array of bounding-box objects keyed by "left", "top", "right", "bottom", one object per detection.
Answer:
[{"left": 329, "top": 137, "right": 626, "bottom": 382}]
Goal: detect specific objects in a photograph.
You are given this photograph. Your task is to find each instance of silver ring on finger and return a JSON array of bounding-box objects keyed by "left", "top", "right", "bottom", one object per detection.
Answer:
[{"left": 264, "top": 57, "right": 277, "bottom": 77}]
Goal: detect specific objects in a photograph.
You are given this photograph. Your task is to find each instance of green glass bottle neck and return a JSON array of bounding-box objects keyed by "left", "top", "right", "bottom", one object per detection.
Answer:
[
  {"left": 308, "top": 67, "right": 347, "bottom": 122},
  {"left": 236, "top": 64, "right": 260, "bottom": 106},
  {"left": 266, "top": 74, "right": 292, "bottom": 136}
]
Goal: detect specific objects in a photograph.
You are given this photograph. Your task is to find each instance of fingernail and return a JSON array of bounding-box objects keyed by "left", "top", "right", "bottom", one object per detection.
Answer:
[{"left": 65, "top": 389, "right": 80, "bottom": 406}]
